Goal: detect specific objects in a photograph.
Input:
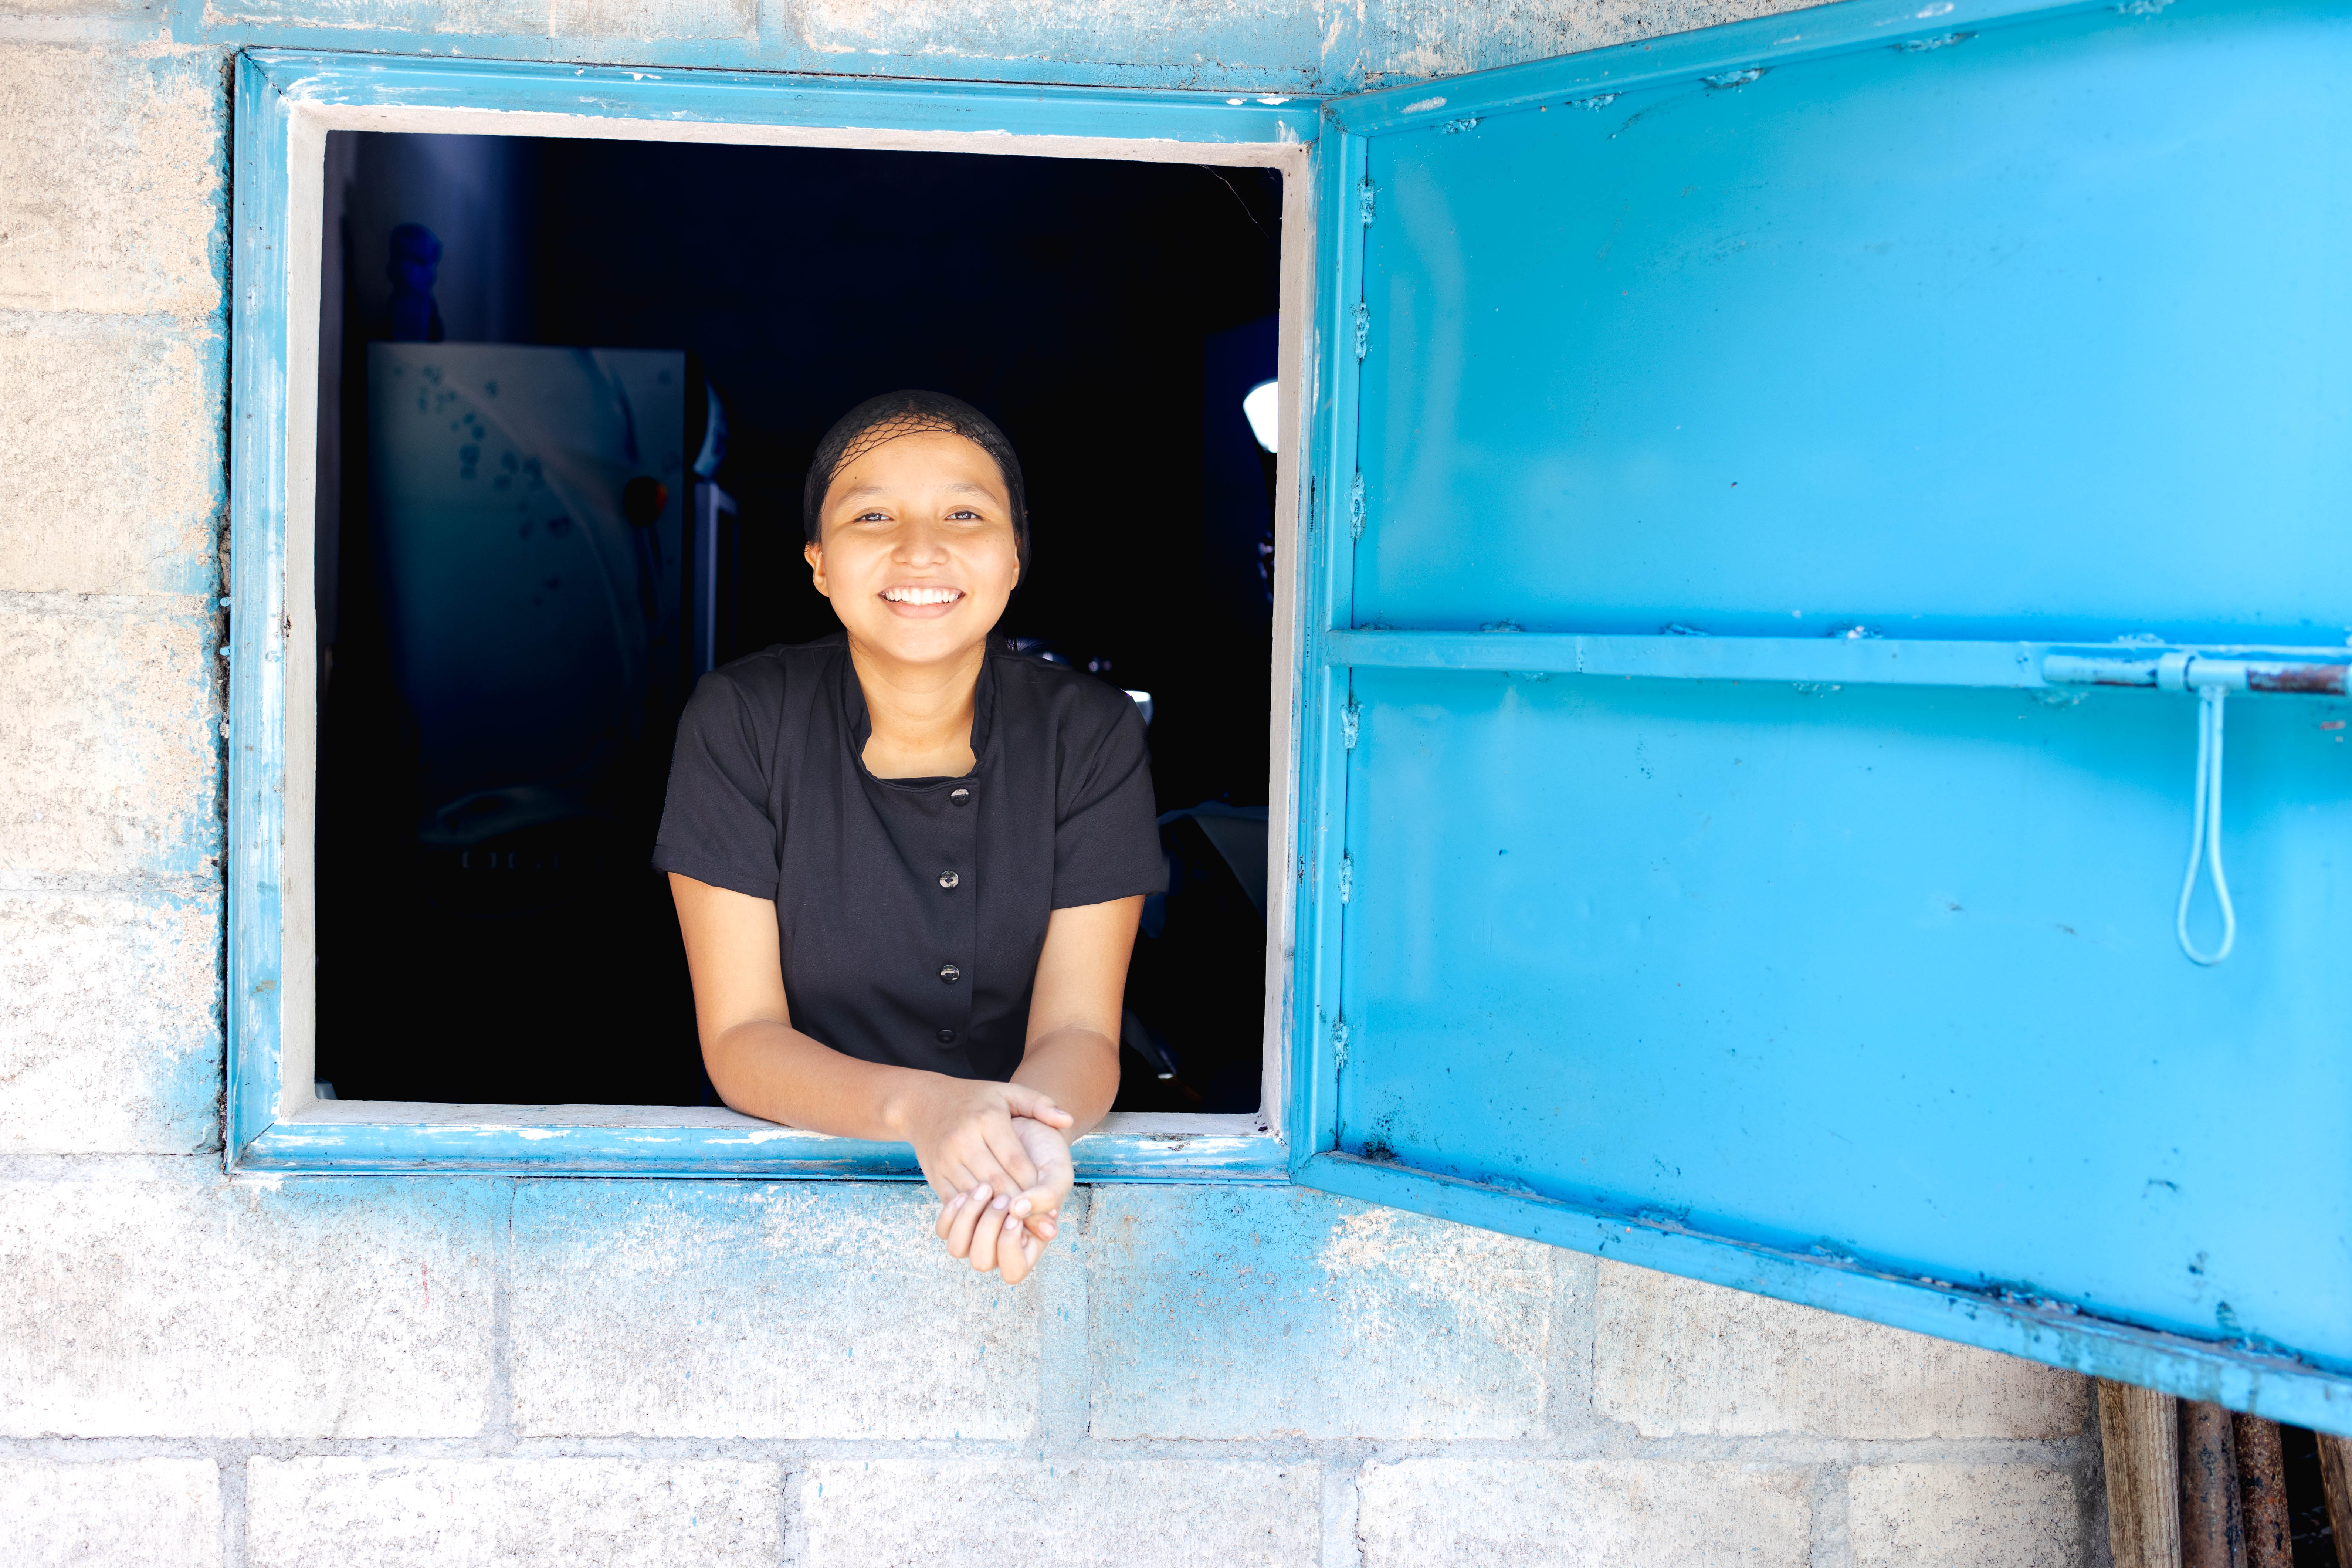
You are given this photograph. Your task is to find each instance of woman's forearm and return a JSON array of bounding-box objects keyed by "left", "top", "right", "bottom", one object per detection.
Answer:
[
  {"left": 705, "top": 1020, "right": 946, "bottom": 1141},
  {"left": 1010, "top": 1025, "right": 1121, "bottom": 1138},
  {"left": 1007, "top": 897, "right": 1141, "bottom": 1139}
]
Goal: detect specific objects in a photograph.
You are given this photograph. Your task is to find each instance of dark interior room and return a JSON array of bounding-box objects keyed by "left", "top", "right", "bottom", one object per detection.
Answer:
[{"left": 310, "top": 131, "right": 1284, "bottom": 1114}]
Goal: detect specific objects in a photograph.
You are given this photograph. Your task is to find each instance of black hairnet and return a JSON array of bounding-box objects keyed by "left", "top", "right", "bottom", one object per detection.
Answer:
[{"left": 802, "top": 391, "right": 1029, "bottom": 577}]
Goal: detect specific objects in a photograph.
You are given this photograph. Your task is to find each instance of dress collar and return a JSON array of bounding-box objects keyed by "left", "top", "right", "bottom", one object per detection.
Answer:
[{"left": 836, "top": 634, "right": 996, "bottom": 778}]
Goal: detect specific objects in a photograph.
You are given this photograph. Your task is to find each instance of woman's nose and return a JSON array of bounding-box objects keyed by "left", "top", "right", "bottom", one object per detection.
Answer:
[{"left": 893, "top": 520, "right": 950, "bottom": 562}]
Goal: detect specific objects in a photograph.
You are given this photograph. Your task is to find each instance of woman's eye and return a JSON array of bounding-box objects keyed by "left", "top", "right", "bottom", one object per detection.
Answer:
[
  {"left": 854, "top": 511, "right": 889, "bottom": 523},
  {"left": 947, "top": 509, "right": 982, "bottom": 521}
]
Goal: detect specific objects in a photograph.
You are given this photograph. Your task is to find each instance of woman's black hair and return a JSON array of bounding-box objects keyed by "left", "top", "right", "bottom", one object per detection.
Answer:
[{"left": 802, "top": 390, "right": 1029, "bottom": 577}]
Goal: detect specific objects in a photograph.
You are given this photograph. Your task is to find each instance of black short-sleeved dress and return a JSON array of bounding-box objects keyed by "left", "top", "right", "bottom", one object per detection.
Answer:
[{"left": 653, "top": 632, "right": 1166, "bottom": 1082}]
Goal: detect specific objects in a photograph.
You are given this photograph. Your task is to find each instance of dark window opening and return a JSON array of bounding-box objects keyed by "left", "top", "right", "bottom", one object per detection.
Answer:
[{"left": 311, "top": 131, "right": 1283, "bottom": 1113}]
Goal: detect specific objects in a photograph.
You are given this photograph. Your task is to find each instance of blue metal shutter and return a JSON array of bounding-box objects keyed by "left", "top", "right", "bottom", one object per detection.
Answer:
[{"left": 1293, "top": 0, "right": 2352, "bottom": 1429}]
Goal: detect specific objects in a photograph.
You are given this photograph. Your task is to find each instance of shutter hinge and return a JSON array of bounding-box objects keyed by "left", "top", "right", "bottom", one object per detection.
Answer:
[
  {"left": 1338, "top": 853, "right": 1353, "bottom": 904},
  {"left": 1349, "top": 473, "right": 1366, "bottom": 541},
  {"left": 1358, "top": 177, "right": 1376, "bottom": 226},
  {"left": 1340, "top": 701, "right": 1360, "bottom": 749},
  {"left": 1352, "top": 301, "right": 1370, "bottom": 360},
  {"left": 1332, "top": 1016, "right": 1350, "bottom": 1070}
]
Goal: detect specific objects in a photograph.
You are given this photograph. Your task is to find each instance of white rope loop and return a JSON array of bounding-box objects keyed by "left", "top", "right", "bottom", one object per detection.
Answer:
[{"left": 2175, "top": 683, "right": 2237, "bottom": 965}]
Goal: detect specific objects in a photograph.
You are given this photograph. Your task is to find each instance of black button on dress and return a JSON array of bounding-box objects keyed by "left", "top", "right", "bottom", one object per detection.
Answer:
[{"left": 654, "top": 632, "right": 1164, "bottom": 1081}]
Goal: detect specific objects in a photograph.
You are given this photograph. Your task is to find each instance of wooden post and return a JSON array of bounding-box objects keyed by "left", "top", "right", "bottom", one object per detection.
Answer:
[
  {"left": 2230, "top": 1414, "right": 2291, "bottom": 1568},
  {"left": 2317, "top": 1430, "right": 2352, "bottom": 1568},
  {"left": 2179, "top": 1399, "right": 2245, "bottom": 1568},
  {"left": 2102, "top": 1379, "right": 2183, "bottom": 1568}
]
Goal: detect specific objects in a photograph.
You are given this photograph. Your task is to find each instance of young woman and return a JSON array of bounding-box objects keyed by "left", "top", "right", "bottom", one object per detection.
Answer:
[{"left": 656, "top": 392, "right": 1162, "bottom": 1284}]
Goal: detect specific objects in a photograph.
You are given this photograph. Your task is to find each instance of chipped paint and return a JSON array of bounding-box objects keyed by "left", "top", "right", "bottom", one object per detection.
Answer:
[
  {"left": 1090, "top": 1185, "right": 1556, "bottom": 1439},
  {"left": 508, "top": 1180, "right": 1041, "bottom": 1438}
]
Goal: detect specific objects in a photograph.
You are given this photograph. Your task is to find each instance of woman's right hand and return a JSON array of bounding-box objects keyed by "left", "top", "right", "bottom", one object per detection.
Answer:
[
  {"left": 935, "top": 1115, "right": 1072, "bottom": 1283},
  {"left": 895, "top": 1074, "right": 1072, "bottom": 1205}
]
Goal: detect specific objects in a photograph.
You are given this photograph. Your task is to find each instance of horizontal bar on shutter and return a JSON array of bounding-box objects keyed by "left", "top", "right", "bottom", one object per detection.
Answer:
[{"left": 1321, "top": 630, "right": 2352, "bottom": 693}]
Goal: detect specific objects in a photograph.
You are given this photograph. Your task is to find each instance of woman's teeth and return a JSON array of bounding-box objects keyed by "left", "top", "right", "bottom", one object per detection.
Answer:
[{"left": 884, "top": 587, "right": 962, "bottom": 605}]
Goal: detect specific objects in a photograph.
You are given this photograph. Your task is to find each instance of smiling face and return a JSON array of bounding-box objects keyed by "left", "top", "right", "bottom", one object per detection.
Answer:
[{"left": 805, "top": 430, "right": 1022, "bottom": 670}]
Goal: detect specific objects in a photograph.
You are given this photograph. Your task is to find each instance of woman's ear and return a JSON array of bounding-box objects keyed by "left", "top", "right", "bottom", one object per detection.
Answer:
[{"left": 804, "top": 538, "right": 828, "bottom": 599}]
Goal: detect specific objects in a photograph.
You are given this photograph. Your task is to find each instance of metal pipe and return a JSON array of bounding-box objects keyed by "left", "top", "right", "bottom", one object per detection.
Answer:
[
  {"left": 2231, "top": 1413, "right": 2292, "bottom": 1568},
  {"left": 2042, "top": 653, "right": 2352, "bottom": 695},
  {"left": 2179, "top": 1398, "right": 2246, "bottom": 1568}
]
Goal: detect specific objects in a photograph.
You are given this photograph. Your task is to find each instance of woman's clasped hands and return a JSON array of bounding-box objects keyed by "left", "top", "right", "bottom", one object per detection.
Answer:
[{"left": 899, "top": 1076, "right": 1075, "bottom": 1284}]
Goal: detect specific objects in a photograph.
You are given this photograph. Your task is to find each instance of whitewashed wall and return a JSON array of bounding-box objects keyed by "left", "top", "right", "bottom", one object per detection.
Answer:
[{"left": 0, "top": 5, "right": 2104, "bottom": 1562}]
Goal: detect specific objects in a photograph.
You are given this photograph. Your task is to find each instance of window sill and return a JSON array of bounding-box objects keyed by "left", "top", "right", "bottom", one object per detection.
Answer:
[{"left": 234, "top": 1102, "right": 1287, "bottom": 1180}]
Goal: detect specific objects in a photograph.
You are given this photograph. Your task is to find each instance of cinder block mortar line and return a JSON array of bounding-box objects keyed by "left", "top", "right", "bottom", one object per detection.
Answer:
[
  {"left": 0, "top": 1433, "right": 2093, "bottom": 1465},
  {"left": 475, "top": 1438, "right": 1062, "bottom": 1462},
  {"left": 220, "top": 1452, "right": 249, "bottom": 1568},
  {"left": 0, "top": 1438, "right": 1029, "bottom": 1467},
  {"left": 0, "top": 308, "right": 223, "bottom": 333},
  {"left": 1319, "top": 1460, "right": 1363, "bottom": 1568},
  {"left": 780, "top": 1460, "right": 806, "bottom": 1567},
  {"left": 0, "top": 1152, "right": 223, "bottom": 1182},
  {"left": 1543, "top": 1248, "right": 1601, "bottom": 1440},
  {"left": 1034, "top": 1188, "right": 1092, "bottom": 1454},
  {"left": 0, "top": 17, "right": 177, "bottom": 44},
  {"left": 0, "top": 872, "right": 223, "bottom": 899},
  {"left": 1044, "top": 1431, "right": 2091, "bottom": 1467},
  {"left": 1805, "top": 1460, "right": 1853, "bottom": 1568},
  {"left": 0, "top": 588, "right": 226, "bottom": 618},
  {"left": 485, "top": 1178, "right": 516, "bottom": 1451},
  {"left": 1565, "top": 1434, "right": 2094, "bottom": 1467}
]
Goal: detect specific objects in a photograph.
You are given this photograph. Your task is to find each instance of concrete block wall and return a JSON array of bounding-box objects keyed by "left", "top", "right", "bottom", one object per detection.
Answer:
[
  {"left": 0, "top": 1, "right": 2105, "bottom": 1563},
  {"left": 1, "top": 1175, "right": 2099, "bottom": 1566}
]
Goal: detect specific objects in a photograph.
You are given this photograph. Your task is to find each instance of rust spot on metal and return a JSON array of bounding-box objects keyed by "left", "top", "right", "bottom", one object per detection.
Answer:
[{"left": 2247, "top": 664, "right": 2349, "bottom": 694}]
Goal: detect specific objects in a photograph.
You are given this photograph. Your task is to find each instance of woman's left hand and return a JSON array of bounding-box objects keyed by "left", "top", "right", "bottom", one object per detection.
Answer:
[{"left": 935, "top": 1115, "right": 1072, "bottom": 1283}]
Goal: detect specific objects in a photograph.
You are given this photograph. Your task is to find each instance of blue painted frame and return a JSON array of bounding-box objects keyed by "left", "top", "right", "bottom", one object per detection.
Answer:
[
  {"left": 176, "top": 0, "right": 1341, "bottom": 94},
  {"left": 225, "top": 48, "right": 1314, "bottom": 1182},
  {"left": 1283, "top": 0, "right": 2352, "bottom": 1432}
]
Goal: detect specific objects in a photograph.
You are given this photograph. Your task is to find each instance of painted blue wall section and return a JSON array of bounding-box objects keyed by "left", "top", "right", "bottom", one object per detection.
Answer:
[{"left": 1290, "top": 0, "right": 2352, "bottom": 1429}]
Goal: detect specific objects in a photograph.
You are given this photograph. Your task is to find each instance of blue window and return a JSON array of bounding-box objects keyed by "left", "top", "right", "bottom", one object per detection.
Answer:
[
  {"left": 228, "top": 53, "right": 1311, "bottom": 1180},
  {"left": 230, "top": 0, "right": 2352, "bottom": 1426}
]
